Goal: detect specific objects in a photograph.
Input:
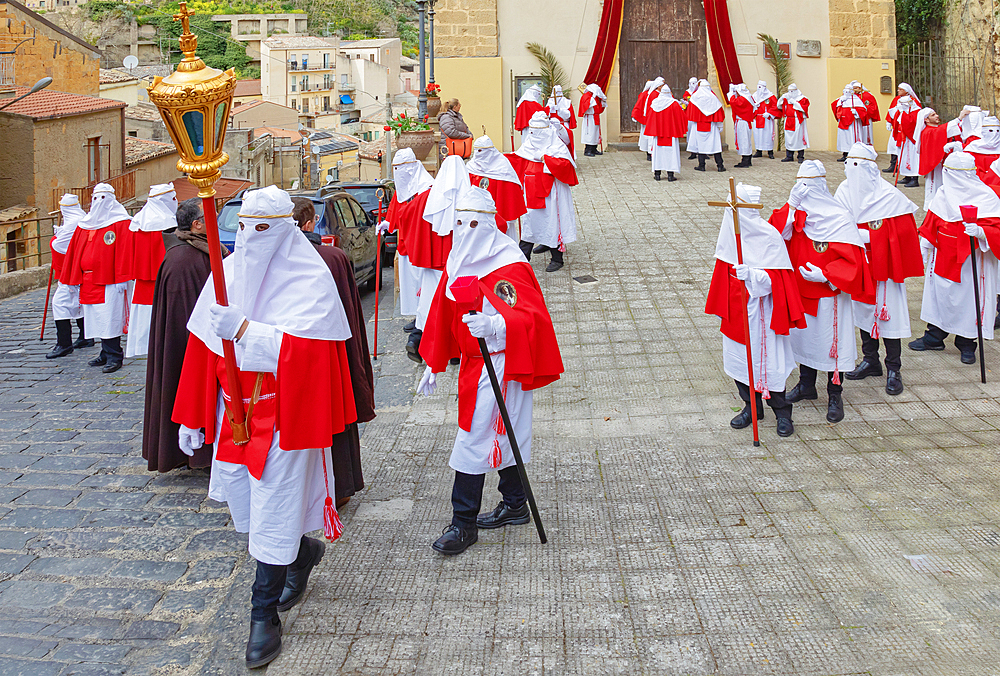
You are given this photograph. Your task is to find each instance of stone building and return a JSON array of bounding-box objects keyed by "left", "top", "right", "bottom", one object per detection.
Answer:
[
  {"left": 942, "top": 0, "right": 998, "bottom": 115},
  {"left": 432, "top": 0, "right": 898, "bottom": 151},
  {"left": 0, "top": 0, "right": 100, "bottom": 95}
]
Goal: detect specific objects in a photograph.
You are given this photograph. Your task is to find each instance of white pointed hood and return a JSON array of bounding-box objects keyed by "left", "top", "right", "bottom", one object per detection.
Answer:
[
  {"left": 783, "top": 160, "right": 865, "bottom": 246},
  {"left": 753, "top": 80, "right": 773, "bottom": 105},
  {"left": 54, "top": 194, "right": 86, "bottom": 254},
  {"left": 79, "top": 183, "right": 130, "bottom": 230},
  {"left": 465, "top": 135, "right": 521, "bottom": 186},
  {"left": 392, "top": 147, "right": 434, "bottom": 202},
  {"left": 927, "top": 151, "right": 1000, "bottom": 222},
  {"left": 424, "top": 155, "right": 469, "bottom": 236},
  {"left": 715, "top": 183, "right": 792, "bottom": 270},
  {"left": 834, "top": 143, "right": 917, "bottom": 223},
  {"left": 129, "top": 183, "right": 178, "bottom": 232},
  {"left": 445, "top": 187, "right": 524, "bottom": 300},
  {"left": 515, "top": 111, "right": 574, "bottom": 165},
  {"left": 689, "top": 79, "right": 722, "bottom": 116}
]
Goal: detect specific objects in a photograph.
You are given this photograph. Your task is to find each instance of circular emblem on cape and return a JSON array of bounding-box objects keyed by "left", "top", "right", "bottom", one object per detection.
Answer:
[
  {"left": 494, "top": 280, "right": 517, "bottom": 308},
  {"left": 812, "top": 241, "right": 829, "bottom": 253},
  {"left": 868, "top": 219, "right": 883, "bottom": 231},
  {"left": 103, "top": 231, "right": 116, "bottom": 246},
  {"left": 479, "top": 177, "right": 490, "bottom": 190}
]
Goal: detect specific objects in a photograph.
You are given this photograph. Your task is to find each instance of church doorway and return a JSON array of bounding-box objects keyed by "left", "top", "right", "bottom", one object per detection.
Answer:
[{"left": 618, "top": 0, "right": 708, "bottom": 133}]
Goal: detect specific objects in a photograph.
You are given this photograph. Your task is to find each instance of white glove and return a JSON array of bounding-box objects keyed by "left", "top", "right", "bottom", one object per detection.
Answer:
[
  {"left": 787, "top": 182, "right": 809, "bottom": 210},
  {"left": 944, "top": 141, "right": 963, "bottom": 154},
  {"left": 799, "top": 262, "right": 828, "bottom": 283},
  {"left": 965, "top": 222, "right": 986, "bottom": 240},
  {"left": 886, "top": 121, "right": 893, "bottom": 131},
  {"left": 734, "top": 263, "right": 750, "bottom": 281},
  {"left": 852, "top": 109, "right": 859, "bottom": 118},
  {"left": 178, "top": 425, "right": 204, "bottom": 456},
  {"left": 859, "top": 229, "right": 871, "bottom": 244},
  {"left": 462, "top": 312, "right": 495, "bottom": 338},
  {"left": 920, "top": 237, "right": 934, "bottom": 263},
  {"left": 377, "top": 220, "right": 391, "bottom": 235},
  {"left": 209, "top": 303, "right": 246, "bottom": 341},
  {"left": 417, "top": 366, "right": 437, "bottom": 396}
]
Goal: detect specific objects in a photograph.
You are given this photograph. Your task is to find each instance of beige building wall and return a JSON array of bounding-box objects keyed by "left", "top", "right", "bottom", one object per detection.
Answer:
[
  {"left": 231, "top": 101, "right": 299, "bottom": 131},
  {"left": 99, "top": 80, "right": 139, "bottom": 108},
  {"left": 0, "top": 114, "right": 36, "bottom": 210},
  {"left": 130, "top": 152, "right": 180, "bottom": 203}
]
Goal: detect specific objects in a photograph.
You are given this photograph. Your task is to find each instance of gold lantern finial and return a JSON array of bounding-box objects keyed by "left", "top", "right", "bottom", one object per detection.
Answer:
[{"left": 172, "top": 2, "right": 200, "bottom": 68}]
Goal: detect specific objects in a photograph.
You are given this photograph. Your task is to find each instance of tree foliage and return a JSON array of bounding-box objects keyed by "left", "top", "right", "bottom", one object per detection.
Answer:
[
  {"left": 895, "top": 0, "right": 946, "bottom": 48},
  {"left": 757, "top": 33, "right": 790, "bottom": 150},
  {"left": 525, "top": 42, "right": 568, "bottom": 100}
]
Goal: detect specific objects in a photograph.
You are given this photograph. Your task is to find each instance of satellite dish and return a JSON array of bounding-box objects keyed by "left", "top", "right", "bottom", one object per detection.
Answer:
[{"left": 122, "top": 55, "right": 139, "bottom": 70}]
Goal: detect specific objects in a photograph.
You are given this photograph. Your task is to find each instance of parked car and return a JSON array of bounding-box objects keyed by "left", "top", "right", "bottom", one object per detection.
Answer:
[
  {"left": 217, "top": 189, "right": 380, "bottom": 291},
  {"left": 316, "top": 180, "right": 396, "bottom": 266}
]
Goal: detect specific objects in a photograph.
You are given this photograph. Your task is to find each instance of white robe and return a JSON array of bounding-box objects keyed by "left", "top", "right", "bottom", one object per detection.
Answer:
[
  {"left": 639, "top": 125, "right": 654, "bottom": 152},
  {"left": 734, "top": 119, "right": 753, "bottom": 156},
  {"left": 691, "top": 122, "right": 723, "bottom": 155},
  {"left": 852, "top": 281, "right": 911, "bottom": 339},
  {"left": 651, "top": 142, "right": 680, "bottom": 173},
  {"left": 837, "top": 120, "right": 867, "bottom": 153},
  {"left": 52, "top": 282, "right": 83, "bottom": 321},
  {"left": 790, "top": 293, "right": 857, "bottom": 372},
  {"left": 82, "top": 282, "right": 128, "bottom": 340},
  {"left": 785, "top": 120, "right": 809, "bottom": 151},
  {"left": 397, "top": 253, "right": 420, "bottom": 316},
  {"left": 125, "top": 303, "right": 152, "bottom": 358},
  {"left": 581, "top": 112, "right": 600, "bottom": 146},
  {"left": 520, "top": 179, "right": 577, "bottom": 249},
  {"left": 921, "top": 244, "right": 999, "bottom": 339},
  {"left": 898, "top": 137, "right": 920, "bottom": 177},
  {"left": 722, "top": 271, "right": 797, "bottom": 392},
  {"left": 686, "top": 121, "right": 698, "bottom": 153},
  {"left": 450, "top": 298, "right": 532, "bottom": 475},
  {"left": 207, "top": 322, "right": 334, "bottom": 565},
  {"left": 415, "top": 267, "right": 443, "bottom": 331},
  {"left": 754, "top": 117, "right": 775, "bottom": 151}
]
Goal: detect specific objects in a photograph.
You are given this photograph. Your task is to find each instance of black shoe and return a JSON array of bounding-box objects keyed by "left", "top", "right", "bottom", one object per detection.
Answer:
[
  {"left": 716, "top": 164, "right": 726, "bottom": 172},
  {"left": 245, "top": 617, "right": 282, "bottom": 669},
  {"left": 837, "top": 153, "right": 848, "bottom": 162},
  {"left": 476, "top": 501, "right": 530, "bottom": 529},
  {"left": 432, "top": 524, "right": 477, "bottom": 555},
  {"left": 71, "top": 337, "right": 95, "bottom": 349},
  {"left": 647, "top": 152, "right": 652, "bottom": 161},
  {"left": 102, "top": 361, "right": 123, "bottom": 374},
  {"left": 545, "top": 260, "right": 564, "bottom": 272},
  {"left": 593, "top": 148, "right": 603, "bottom": 156},
  {"left": 768, "top": 151, "right": 774, "bottom": 159},
  {"left": 753, "top": 150, "right": 763, "bottom": 158},
  {"left": 730, "top": 405, "right": 765, "bottom": 429},
  {"left": 277, "top": 538, "right": 326, "bottom": 612},
  {"left": 885, "top": 370, "right": 903, "bottom": 395},
  {"left": 882, "top": 160, "right": 897, "bottom": 173},
  {"left": 403, "top": 319, "right": 416, "bottom": 333},
  {"left": 845, "top": 359, "right": 883, "bottom": 380},
  {"left": 687, "top": 153, "right": 697, "bottom": 160},
  {"left": 449, "top": 357, "right": 460, "bottom": 365},
  {"left": 826, "top": 393, "right": 844, "bottom": 423},
  {"left": 786, "top": 383, "right": 818, "bottom": 402},
  {"left": 584, "top": 145, "right": 596, "bottom": 157},
  {"left": 46, "top": 344, "right": 73, "bottom": 359},
  {"left": 666, "top": 172, "right": 677, "bottom": 182},
  {"left": 695, "top": 164, "right": 706, "bottom": 172},
  {"left": 995, "top": 313, "right": 1000, "bottom": 331},
  {"left": 904, "top": 176, "right": 920, "bottom": 188},
  {"left": 776, "top": 417, "right": 794, "bottom": 437},
  {"left": 781, "top": 151, "right": 795, "bottom": 162},
  {"left": 961, "top": 350, "right": 976, "bottom": 364},
  {"left": 532, "top": 244, "right": 550, "bottom": 254},
  {"left": 88, "top": 354, "right": 107, "bottom": 367},
  {"left": 406, "top": 331, "right": 423, "bottom": 363},
  {"left": 654, "top": 170, "right": 662, "bottom": 181},
  {"left": 908, "top": 336, "right": 945, "bottom": 351}
]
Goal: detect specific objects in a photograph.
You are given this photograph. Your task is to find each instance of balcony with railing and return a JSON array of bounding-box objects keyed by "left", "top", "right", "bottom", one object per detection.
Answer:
[
  {"left": 0, "top": 213, "right": 55, "bottom": 274},
  {"left": 288, "top": 62, "right": 335, "bottom": 72},
  {"left": 54, "top": 170, "right": 136, "bottom": 211},
  {"left": 337, "top": 81, "right": 356, "bottom": 92}
]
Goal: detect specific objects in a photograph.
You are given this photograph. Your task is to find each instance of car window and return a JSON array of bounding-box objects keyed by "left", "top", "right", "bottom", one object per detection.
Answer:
[
  {"left": 333, "top": 199, "right": 356, "bottom": 230},
  {"left": 349, "top": 199, "right": 369, "bottom": 227},
  {"left": 218, "top": 202, "right": 240, "bottom": 232}
]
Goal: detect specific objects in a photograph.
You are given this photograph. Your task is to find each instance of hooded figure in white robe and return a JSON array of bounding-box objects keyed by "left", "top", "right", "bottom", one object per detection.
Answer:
[
  {"left": 579, "top": 83, "right": 607, "bottom": 150},
  {"left": 752, "top": 80, "right": 777, "bottom": 153},
  {"left": 913, "top": 151, "right": 1000, "bottom": 361},
  {"left": 46, "top": 195, "right": 91, "bottom": 358},
  {"left": 384, "top": 148, "right": 434, "bottom": 320},
  {"left": 777, "top": 84, "right": 810, "bottom": 157},
  {"left": 126, "top": 183, "right": 177, "bottom": 358},
  {"left": 640, "top": 76, "right": 665, "bottom": 154},
  {"left": 466, "top": 135, "right": 526, "bottom": 241}
]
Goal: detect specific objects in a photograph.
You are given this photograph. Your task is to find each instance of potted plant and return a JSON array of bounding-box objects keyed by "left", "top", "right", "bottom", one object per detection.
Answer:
[
  {"left": 387, "top": 112, "right": 435, "bottom": 161},
  {"left": 425, "top": 82, "right": 442, "bottom": 118}
]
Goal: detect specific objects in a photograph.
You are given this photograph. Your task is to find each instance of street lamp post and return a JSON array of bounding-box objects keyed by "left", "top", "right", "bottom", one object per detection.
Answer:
[
  {"left": 417, "top": 0, "right": 427, "bottom": 119},
  {"left": 428, "top": 1, "right": 435, "bottom": 86},
  {"left": 147, "top": 1, "right": 249, "bottom": 445},
  {"left": 0, "top": 76, "right": 52, "bottom": 110}
]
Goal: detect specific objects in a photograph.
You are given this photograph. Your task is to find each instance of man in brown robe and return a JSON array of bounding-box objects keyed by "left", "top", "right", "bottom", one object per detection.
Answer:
[
  {"left": 142, "top": 198, "right": 215, "bottom": 472},
  {"left": 292, "top": 197, "right": 375, "bottom": 506}
]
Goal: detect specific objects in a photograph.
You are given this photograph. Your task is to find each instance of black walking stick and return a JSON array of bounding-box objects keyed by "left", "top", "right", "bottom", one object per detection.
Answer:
[
  {"left": 961, "top": 204, "right": 987, "bottom": 383},
  {"left": 452, "top": 275, "right": 547, "bottom": 544}
]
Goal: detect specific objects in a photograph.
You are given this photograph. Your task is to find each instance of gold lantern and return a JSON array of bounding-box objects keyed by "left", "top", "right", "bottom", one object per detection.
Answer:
[{"left": 147, "top": 2, "right": 235, "bottom": 199}]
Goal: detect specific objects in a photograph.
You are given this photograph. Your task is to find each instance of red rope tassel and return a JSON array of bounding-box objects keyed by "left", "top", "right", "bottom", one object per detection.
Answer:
[
  {"left": 320, "top": 451, "right": 343, "bottom": 541},
  {"left": 830, "top": 295, "right": 841, "bottom": 385},
  {"left": 490, "top": 380, "right": 508, "bottom": 468},
  {"left": 755, "top": 299, "right": 770, "bottom": 399}
]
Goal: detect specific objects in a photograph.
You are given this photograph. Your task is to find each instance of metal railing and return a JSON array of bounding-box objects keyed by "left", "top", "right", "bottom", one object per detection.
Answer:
[
  {"left": 897, "top": 40, "right": 998, "bottom": 121},
  {"left": 55, "top": 170, "right": 137, "bottom": 212},
  {"left": 0, "top": 214, "right": 55, "bottom": 274}
]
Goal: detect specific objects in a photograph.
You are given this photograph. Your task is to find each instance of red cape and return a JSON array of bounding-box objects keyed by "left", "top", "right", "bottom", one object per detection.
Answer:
[
  {"left": 644, "top": 100, "right": 687, "bottom": 146},
  {"left": 59, "top": 220, "right": 133, "bottom": 302},
  {"left": 778, "top": 98, "right": 809, "bottom": 131},
  {"left": 971, "top": 152, "right": 1000, "bottom": 183},
  {"left": 687, "top": 101, "right": 726, "bottom": 132},
  {"left": 705, "top": 261, "right": 807, "bottom": 344},
  {"left": 547, "top": 103, "right": 577, "bottom": 130},
  {"left": 386, "top": 188, "right": 451, "bottom": 270},
  {"left": 860, "top": 213, "right": 923, "bottom": 283},
  {"left": 126, "top": 230, "right": 166, "bottom": 305},
  {"left": 728, "top": 94, "right": 755, "bottom": 123},
  {"left": 861, "top": 91, "right": 881, "bottom": 122},
  {"left": 506, "top": 153, "right": 578, "bottom": 210},
  {"left": 753, "top": 95, "right": 777, "bottom": 128},
  {"left": 172, "top": 333, "right": 357, "bottom": 480},
  {"left": 578, "top": 90, "right": 605, "bottom": 120},
  {"left": 419, "top": 261, "right": 563, "bottom": 431},
  {"left": 632, "top": 90, "right": 651, "bottom": 125},
  {"left": 832, "top": 100, "right": 869, "bottom": 129},
  {"left": 468, "top": 173, "right": 526, "bottom": 226},
  {"left": 515, "top": 100, "right": 544, "bottom": 132},
  {"left": 917, "top": 123, "right": 960, "bottom": 176},
  {"left": 919, "top": 212, "right": 1000, "bottom": 283}
]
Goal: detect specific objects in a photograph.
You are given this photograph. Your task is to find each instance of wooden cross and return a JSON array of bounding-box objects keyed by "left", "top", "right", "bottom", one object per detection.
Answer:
[
  {"left": 173, "top": 2, "right": 195, "bottom": 33},
  {"left": 707, "top": 177, "right": 765, "bottom": 447}
]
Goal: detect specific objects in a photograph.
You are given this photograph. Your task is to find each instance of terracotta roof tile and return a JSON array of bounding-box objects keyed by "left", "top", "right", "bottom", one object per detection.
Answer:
[
  {"left": 100, "top": 68, "right": 138, "bottom": 84},
  {"left": 125, "top": 137, "right": 176, "bottom": 166},
  {"left": 234, "top": 79, "right": 261, "bottom": 97},
  {"left": 124, "top": 103, "right": 163, "bottom": 122},
  {"left": 0, "top": 87, "right": 126, "bottom": 120}
]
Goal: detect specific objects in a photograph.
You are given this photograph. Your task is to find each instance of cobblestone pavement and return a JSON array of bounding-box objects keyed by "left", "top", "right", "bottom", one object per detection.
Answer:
[{"left": 4, "top": 149, "right": 1000, "bottom": 675}]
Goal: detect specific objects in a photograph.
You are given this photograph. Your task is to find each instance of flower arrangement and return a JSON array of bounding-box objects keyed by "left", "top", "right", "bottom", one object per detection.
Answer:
[
  {"left": 386, "top": 112, "right": 431, "bottom": 137},
  {"left": 425, "top": 83, "right": 441, "bottom": 98}
]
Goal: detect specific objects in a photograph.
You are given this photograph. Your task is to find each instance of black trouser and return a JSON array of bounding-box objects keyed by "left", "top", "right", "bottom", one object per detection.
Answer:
[
  {"left": 924, "top": 323, "right": 977, "bottom": 352},
  {"left": 736, "top": 380, "right": 791, "bottom": 420},
  {"left": 55, "top": 319, "right": 72, "bottom": 348},
  {"left": 860, "top": 330, "right": 901, "bottom": 371},
  {"left": 251, "top": 536, "right": 314, "bottom": 622},
  {"left": 518, "top": 240, "right": 562, "bottom": 266},
  {"left": 76, "top": 317, "right": 86, "bottom": 339},
  {"left": 451, "top": 466, "right": 526, "bottom": 530},
  {"left": 101, "top": 336, "right": 123, "bottom": 363},
  {"left": 798, "top": 365, "right": 842, "bottom": 395},
  {"left": 698, "top": 152, "right": 724, "bottom": 168}
]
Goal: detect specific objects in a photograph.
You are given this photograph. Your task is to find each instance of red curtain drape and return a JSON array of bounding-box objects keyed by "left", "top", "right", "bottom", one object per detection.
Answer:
[
  {"left": 582, "top": 0, "right": 625, "bottom": 92},
  {"left": 705, "top": 0, "right": 743, "bottom": 96}
]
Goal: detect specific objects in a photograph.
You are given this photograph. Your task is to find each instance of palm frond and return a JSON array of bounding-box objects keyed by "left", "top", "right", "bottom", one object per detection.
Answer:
[
  {"left": 758, "top": 33, "right": 791, "bottom": 150},
  {"left": 526, "top": 42, "right": 568, "bottom": 100}
]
